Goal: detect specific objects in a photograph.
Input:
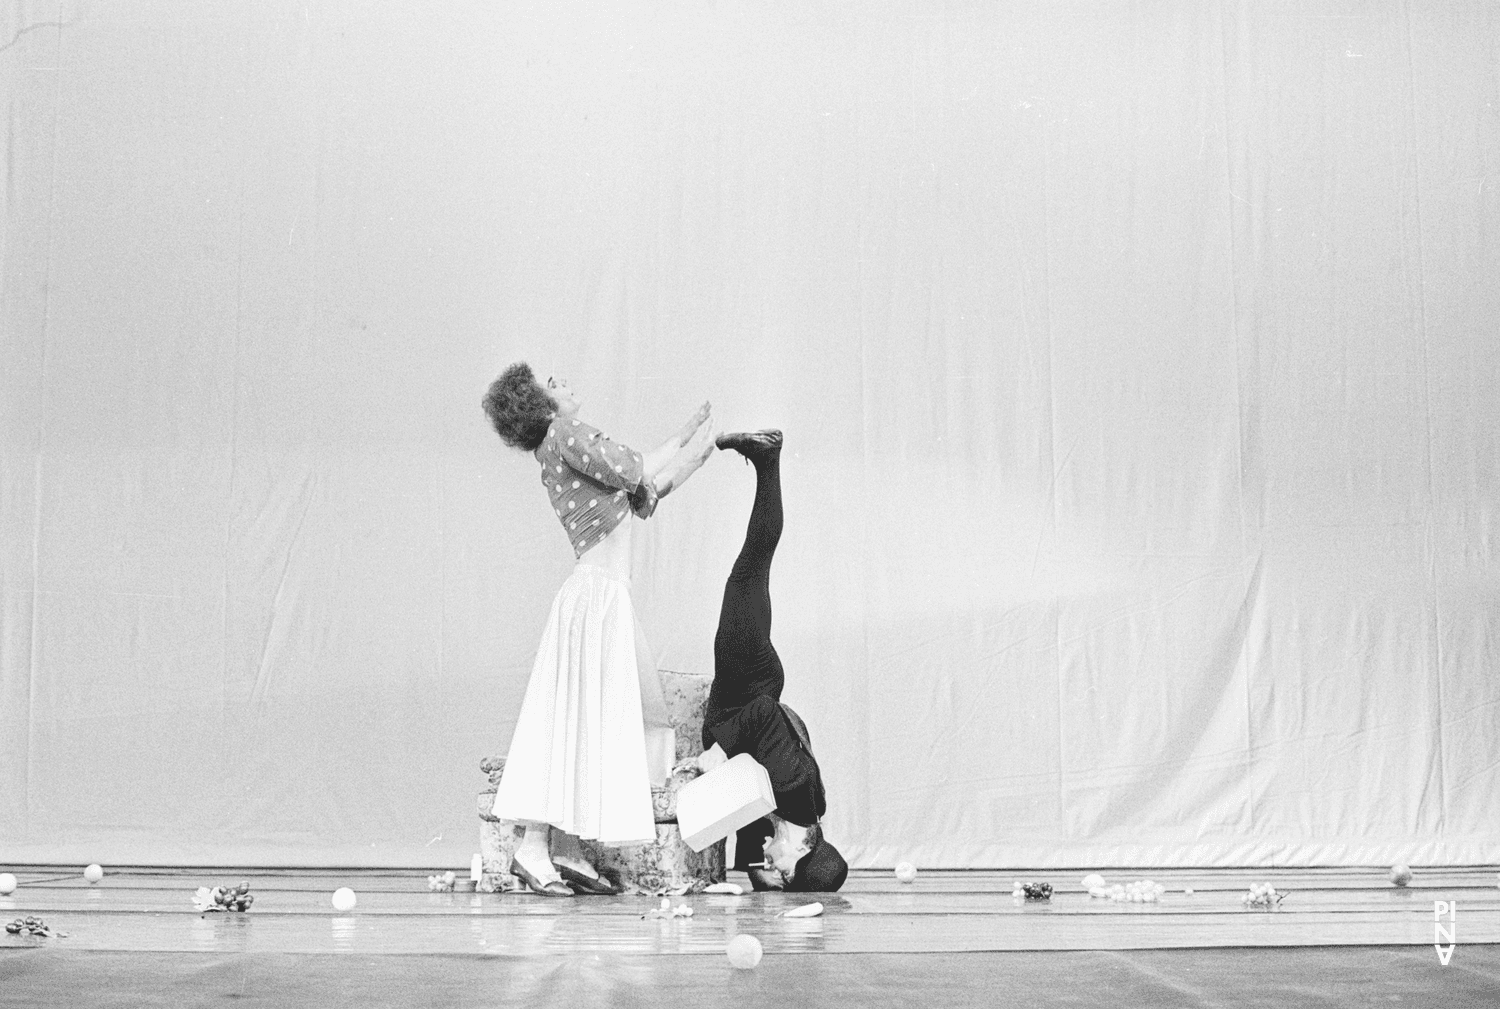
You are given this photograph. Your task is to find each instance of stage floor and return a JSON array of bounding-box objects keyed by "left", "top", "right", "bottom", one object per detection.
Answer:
[
  {"left": 3, "top": 867, "right": 1498, "bottom": 1007},
  {"left": 3, "top": 866, "right": 1498, "bottom": 954}
]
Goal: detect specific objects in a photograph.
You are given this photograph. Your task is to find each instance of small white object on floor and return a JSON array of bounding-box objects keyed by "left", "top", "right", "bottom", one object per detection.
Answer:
[
  {"left": 642, "top": 898, "right": 695, "bottom": 920},
  {"left": 1241, "top": 882, "right": 1284, "bottom": 907},
  {"left": 705, "top": 882, "right": 744, "bottom": 895},
  {"left": 1106, "top": 879, "right": 1167, "bottom": 902},
  {"left": 726, "top": 933, "right": 763, "bottom": 969},
  {"left": 331, "top": 887, "right": 357, "bottom": 912},
  {"left": 894, "top": 862, "right": 917, "bottom": 884},
  {"left": 0, "top": 873, "right": 16, "bottom": 895},
  {"left": 83, "top": 864, "right": 103, "bottom": 884},
  {"left": 1390, "top": 864, "right": 1412, "bottom": 887},
  {"left": 783, "top": 902, "right": 823, "bottom": 918},
  {"left": 1081, "top": 873, "right": 1106, "bottom": 890},
  {"left": 642, "top": 899, "right": 693, "bottom": 923},
  {"left": 1183, "top": 887, "right": 1195, "bottom": 896}
]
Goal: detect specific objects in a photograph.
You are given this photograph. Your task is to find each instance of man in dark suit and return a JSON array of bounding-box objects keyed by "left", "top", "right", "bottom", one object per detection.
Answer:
[{"left": 678, "top": 429, "right": 848, "bottom": 893}]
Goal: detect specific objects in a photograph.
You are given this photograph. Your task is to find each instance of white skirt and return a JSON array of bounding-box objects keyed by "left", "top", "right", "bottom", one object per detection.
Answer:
[{"left": 492, "top": 563, "right": 672, "bottom": 845}]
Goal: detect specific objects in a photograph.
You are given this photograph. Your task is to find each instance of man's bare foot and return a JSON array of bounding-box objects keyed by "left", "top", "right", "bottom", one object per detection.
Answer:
[{"left": 676, "top": 401, "right": 712, "bottom": 446}]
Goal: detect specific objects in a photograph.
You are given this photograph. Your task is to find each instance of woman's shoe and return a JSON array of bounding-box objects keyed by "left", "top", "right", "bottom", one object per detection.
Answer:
[
  {"left": 715, "top": 429, "right": 783, "bottom": 460},
  {"left": 510, "top": 855, "right": 573, "bottom": 897},
  {"left": 556, "top": 863, "right": 621, "bottom": 895}
]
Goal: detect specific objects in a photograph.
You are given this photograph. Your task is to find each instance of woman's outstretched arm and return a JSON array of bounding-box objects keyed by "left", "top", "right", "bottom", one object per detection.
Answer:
[
  {"left": 643, "top": 402, "right": 715, "bottom": 497},
  {"left": 641, "top": 401, "right": 710, "bottom": 479}
]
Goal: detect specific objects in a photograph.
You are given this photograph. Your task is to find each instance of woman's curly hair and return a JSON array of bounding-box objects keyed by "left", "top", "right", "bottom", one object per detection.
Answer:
[{"left": 482, "top": 362, "right": 556, "bottom": 451}]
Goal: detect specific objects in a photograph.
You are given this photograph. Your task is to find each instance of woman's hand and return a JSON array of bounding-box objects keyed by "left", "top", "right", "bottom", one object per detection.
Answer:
[
  {"left": 650, "top": 418, "right": 717, "bottom": 499},
  {"left": 676, "top": 401, "right": 712, "bottom": 446}
]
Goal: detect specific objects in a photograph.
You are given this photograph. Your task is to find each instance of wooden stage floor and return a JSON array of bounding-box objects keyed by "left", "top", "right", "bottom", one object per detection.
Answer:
[
  {"left": 4, "top": 867, "right": 1499, "bottom": 1007},
  {"left": 3, "top": 866, "right": 1498, "bottom": 955}
]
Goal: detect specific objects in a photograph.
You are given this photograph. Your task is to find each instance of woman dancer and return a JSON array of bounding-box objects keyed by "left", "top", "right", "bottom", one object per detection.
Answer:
[{"left": 482, "top": 363, "right": 716, "bottom": 895}]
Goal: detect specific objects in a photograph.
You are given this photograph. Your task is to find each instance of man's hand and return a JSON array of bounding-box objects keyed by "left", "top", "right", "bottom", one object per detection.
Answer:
[
  {"left": 696, "top": 742, "right": 728, "bottom": 773},
  {"left": 673, "top": 743, "right": 729, "bottom": 777}
]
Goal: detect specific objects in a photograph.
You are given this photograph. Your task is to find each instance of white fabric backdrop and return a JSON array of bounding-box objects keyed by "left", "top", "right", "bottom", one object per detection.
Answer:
[{"left": 2, "top": 0, "right": 1497, "bottom": 868}]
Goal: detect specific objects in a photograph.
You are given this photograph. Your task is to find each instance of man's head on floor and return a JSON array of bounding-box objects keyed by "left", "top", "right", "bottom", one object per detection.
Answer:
[{"left": 753, "top": 815, "right": 848, "bottom": 893}]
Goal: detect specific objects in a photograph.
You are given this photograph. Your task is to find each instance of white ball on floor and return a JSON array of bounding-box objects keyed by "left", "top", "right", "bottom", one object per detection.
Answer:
[
  {"left": 1080, "top": 873, "right": 1106, "bottom": 890},
  {"left": 0, "top": 873, "right": 16, "bottom": 895},
  {"left": 1390, "top": 864, "right": 1412, "bottom": 887},
  {"left": 894, "top": 862, "right": 917, "bottom": 884},
  {"left": 83, "top": 864, "right": 103, "bottom": 884},
  {"left": 726, "top": 933, "right": 763, "bottom": 969},
  {"left": 1183, "top": 887, "right": 1195, "bottom": 896},
  {"left": 331, "top": 887, "right": 357, "bottom": 912}
]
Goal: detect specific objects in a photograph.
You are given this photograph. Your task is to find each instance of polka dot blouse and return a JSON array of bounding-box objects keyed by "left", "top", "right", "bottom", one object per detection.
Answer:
[{"left": 535, "top": 417, "right": 659, "bottom": 557}]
